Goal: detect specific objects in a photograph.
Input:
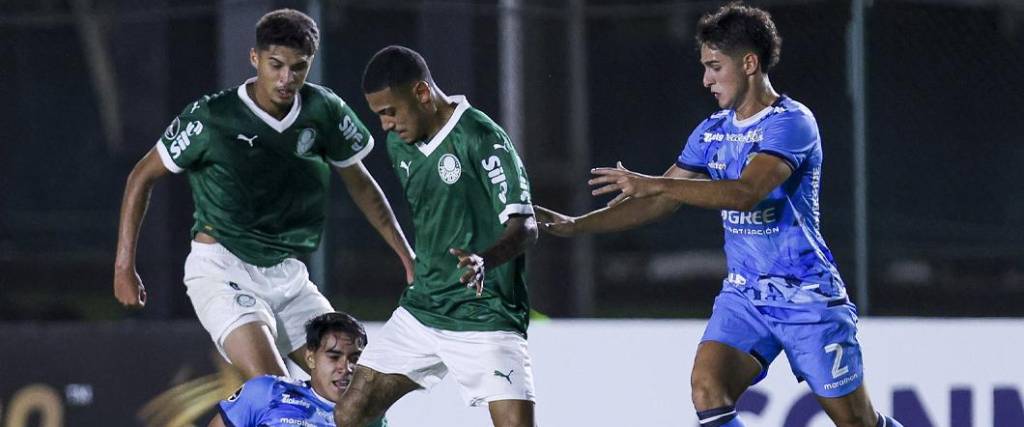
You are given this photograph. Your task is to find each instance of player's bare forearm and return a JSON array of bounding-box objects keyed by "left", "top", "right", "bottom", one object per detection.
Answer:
[
  {"left": 114, "top": 148, "right": 168, "bottom": 271},
  {"left": 655, "top": 154, "right": 792, "bottom": 210},
  {"left": 337, "top": 163, "right": 415, "bottom": 264},
  {"left": 480, "top": 216, "right": 538, "bottom": 270},
  {"left": 573, "top": 195, "right": 682, "bottom": 234}
]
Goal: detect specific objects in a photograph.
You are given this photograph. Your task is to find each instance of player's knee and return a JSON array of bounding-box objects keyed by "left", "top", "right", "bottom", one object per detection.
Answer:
[{"left": 690, "top": 373, "right": 731, "bottom": 410}]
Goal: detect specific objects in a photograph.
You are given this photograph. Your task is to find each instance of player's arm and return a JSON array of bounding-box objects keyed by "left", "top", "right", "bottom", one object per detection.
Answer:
[
  {"left": 590, "top": 154, "right": 792, "bottom": 210},
  {"left": 113, "top": 147, "right": 171, "bottom": 308},
  {"left": 536, "top": 165, "right": 706, "bottom": 237},
  {"left": 207, "top": 414, "right": 227, "bottom": 427},
  {"left": 335, "top": 161, "right": 416, "bottom": 284},
  {"left": 450, "top": 215, "right": 537, "bottom": 296}
]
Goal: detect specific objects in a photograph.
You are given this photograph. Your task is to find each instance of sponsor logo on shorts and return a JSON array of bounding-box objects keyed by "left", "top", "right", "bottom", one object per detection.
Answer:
[
  {"left": 438, "top": 153, "right": 462, "bottom": 184},
  {"left": 235, "top": 294, "right": 256, "bottom": 308},
  {"left": 493, "top": 369, "right": 514, "bottom": 384},
  {"left": 823, "top": 372, "right": 860, "bottom": 391}
]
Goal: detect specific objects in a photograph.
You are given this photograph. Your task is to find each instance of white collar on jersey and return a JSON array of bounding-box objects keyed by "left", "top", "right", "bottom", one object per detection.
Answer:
[
  {"left": 731, "top": 103, "right": 774, "bottom": 128},
  {"left": 415, "top": 95, "right": 469, "bottom": 157},
  {"left": 237, "top": 77, "right": 302, "bottom": 133}
]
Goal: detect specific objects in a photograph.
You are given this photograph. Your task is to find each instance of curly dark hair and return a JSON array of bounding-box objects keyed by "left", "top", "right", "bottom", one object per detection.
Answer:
[
  {"left": 305, "top": 312, "right": 367, "bottom": 350},
  {"left": 256, "top": 9, "right": 320, "bottom": 56},
  {"left": 695, "top": 2, "right": 782, "bottom": 72}
]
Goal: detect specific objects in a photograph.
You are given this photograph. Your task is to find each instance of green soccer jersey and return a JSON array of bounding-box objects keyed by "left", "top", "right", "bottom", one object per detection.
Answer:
[
  {"left": 389, "top": 96, "right": 534, "bottom": 335},
  {"left": 155, "top": 78, "right": 373, "bottom": 267}
]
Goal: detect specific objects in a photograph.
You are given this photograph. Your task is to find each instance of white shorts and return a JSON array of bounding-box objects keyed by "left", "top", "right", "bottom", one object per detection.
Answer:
[
  {"left": 358, "top": 307, "right": 536, "bottom": 407},
  {"left": 183, "top": 241, "right": 334, "bottom": 362}
]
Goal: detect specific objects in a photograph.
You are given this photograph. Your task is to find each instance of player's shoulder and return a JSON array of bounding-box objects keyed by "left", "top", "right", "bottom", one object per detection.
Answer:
[
  {"left": 300, "top": 82, "right": 348, "bottom": 108},
  {"left": 697, "top": 109, "right": 731, "bottom": 130},
  {"left": 460, "top": 107, "right": 507, "bottom": 144},
  {"left": 764, "top": 96, "right": 818, "bottom": 134},
  {"left": 768, "top": 96, "right": 815, "bottom": 122},
  {"left": 176, "top": 86, "right": 236, "bottom": 118}
]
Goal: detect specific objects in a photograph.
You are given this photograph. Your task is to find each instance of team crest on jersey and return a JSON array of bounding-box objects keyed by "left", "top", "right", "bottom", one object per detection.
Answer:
[
  {"left": 438, "top": 153, "right": 462, "bottom": 184},
  {"left": 163, "top": 117, "right": 181, "bottom": 140},
  {"left": 296, "top": 128, "right": 316, "bottom": 155}
]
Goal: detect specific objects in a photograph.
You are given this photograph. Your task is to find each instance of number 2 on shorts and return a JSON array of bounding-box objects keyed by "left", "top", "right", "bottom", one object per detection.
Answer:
[{"left": 824, "top": 343, "right": 849, "bottom": 379}]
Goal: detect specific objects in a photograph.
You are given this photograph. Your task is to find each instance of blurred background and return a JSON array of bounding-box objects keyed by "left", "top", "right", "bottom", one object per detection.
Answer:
[
  {"left": 2, "top": 0, "right": 1024, "bottom": 426},
  {"left": 2, "top": 0, "right": 1022, "bottom": 322}
]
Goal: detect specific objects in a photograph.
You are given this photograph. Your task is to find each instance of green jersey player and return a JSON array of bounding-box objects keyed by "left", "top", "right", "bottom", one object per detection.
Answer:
[
  {"left": 334, "top": 46, "right": 539, "bottom": 427},
  {"left": 113, "top": 9, "right": 415, "bottom": 381}
]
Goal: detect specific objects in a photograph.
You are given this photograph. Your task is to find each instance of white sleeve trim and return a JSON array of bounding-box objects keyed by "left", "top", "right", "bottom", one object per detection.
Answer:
[
  {"left": 154, "top": 141, "right": 185, "bottom": 174},
  {"left": 498, "top": 203, "right": 535, "bottom": 224},
  {"left": 329, "top": 136, "right": 375, "bottom": 168}
]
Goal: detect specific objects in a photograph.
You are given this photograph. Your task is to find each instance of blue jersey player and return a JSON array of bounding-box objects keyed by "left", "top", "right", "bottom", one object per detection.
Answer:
[
  {"left": 536, "top": 4, "right": 902, "bottom": 427},
  {"left": 208, "top": 312, "right": 386, "bottom": 427}
]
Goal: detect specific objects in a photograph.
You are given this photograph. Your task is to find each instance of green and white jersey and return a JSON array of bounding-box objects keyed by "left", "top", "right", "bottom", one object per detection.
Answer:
[
  {"left": 389, "top": 96, "right": 534, "bottom": 335},
  {"left": 155, "top": 78, "right": 373, "bottom": 267}
]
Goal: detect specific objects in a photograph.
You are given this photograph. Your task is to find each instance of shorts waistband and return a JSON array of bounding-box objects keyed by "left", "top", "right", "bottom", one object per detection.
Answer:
[{"left": 189, "top": 240, "right": 238, "bottom": 258}]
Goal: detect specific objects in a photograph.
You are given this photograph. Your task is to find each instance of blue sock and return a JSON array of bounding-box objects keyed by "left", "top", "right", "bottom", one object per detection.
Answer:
[
  {"left": 697, "top": 406, "right": 746, "bottom": 427},
  {"left": 876, "top": 412, "right": 903, "bottom": 427}
]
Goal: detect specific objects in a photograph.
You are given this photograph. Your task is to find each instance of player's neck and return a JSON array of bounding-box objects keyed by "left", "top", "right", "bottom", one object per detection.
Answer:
[
  {"left": 424, "top": 92, "right": 456, "bottom": 141},
  {"left": 246, "top": 83, "right": 291, "bottom": 120},
  {"left": 734, "top": 76, "right": 779, "bottom": 121}
]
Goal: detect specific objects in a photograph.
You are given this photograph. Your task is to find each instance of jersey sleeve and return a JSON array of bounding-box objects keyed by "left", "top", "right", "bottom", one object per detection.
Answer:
[
  {"left": 753, "top": 110, "right": 818, "bottom": 171},
  {"left": 216, "top": 375, "right": 276, "bottom": 427},
  {"left": 321, "top": 90, "right": 375, "bottom": 168},
  {"left": 675, "top": 121, "right": 710, "bottom": 175},
  {"left": 154, "top": 100, "right": 212, "bottom": 174},
  {"left": 472, "top": 132, "right": 534, "bottom": 224}
]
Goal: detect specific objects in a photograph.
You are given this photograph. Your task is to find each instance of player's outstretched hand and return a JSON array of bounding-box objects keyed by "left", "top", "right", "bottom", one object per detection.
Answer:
[
  {"left": 533, "top": 205, "right": 577, "bottom": 237},
  {"left": 589, "top": 161, "right": 663, "bottom": 207},
  {"left": 449, "top": 248, "right": 485, "bottom": 296},
  {"left": 113, "top": 269, "right": 147, "bottom": 308}
]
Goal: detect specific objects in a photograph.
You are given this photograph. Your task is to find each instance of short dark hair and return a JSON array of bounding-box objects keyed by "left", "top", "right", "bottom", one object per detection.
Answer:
[
  {"left": 362, "top": 45, "right": 433, "bottom": 93},
  {"left": 256, "top": 9, "right": 320, "bottom": 56},
  {"left": 695, "top": 2, "right": 782, "bottom": 72},
  {"left": 305, "top": 312, "right": 367, "bottom": 351}
]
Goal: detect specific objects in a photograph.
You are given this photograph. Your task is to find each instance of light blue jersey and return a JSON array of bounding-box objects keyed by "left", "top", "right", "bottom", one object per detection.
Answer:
[
  {"left": 217, "top": 375, "right": 386, "bottom": 427},
  {"left": 676, "top": 95, "right": 845, "bottom": 307},
  {"left": 683, "top": 96, "right": 863, "bottom": 397}
]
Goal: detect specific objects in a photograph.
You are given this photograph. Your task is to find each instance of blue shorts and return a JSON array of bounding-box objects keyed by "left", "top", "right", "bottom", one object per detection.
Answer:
[{"left": 701, "top": 287, "right": 863, "bottom": 398}]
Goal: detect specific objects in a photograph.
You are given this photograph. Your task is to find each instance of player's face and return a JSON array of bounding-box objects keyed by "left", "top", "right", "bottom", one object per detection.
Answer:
[
  {"left": 306, "top": 331, "right": 363, "bottom": 402},
  {"left": 365, "top": 83, "right": 431, "bottom": 144},
  {"left": 700, "top": 44, "right": 747, "bottom": 110},
  {"left": 250, "top": 45, "right": 312, "bottom": 111}
]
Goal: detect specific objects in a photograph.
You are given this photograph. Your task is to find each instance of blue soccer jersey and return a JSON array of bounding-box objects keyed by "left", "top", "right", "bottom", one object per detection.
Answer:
[
  {"left": 217, "top": 375, "right": 386, "bottom": 427},
  {"left": 676, "top": 95, "right": 845, "bottom": 306}
]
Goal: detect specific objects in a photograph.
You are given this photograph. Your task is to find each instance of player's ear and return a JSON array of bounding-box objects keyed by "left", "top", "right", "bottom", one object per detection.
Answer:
[
  {"left": 305, "top": 349, "right": 315, "bottom": 369},
  {"left": 250, "top": 48, "right": 258, "bottom": 69},
  {"left": 413, "top": 81, "right": 431, "bottom": 105},
  {"left": 742, "top": 52, "right": 759, "bottom": 76}
]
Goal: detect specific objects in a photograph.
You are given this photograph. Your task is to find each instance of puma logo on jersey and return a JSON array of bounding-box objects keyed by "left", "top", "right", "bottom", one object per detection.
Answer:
[
  {"left": 399, "top": 160, "right": 411, "bottom": 177},
  {"left": 493, "top": 369, "right": 514, "bottom": 384},
  {"left": 236, "top": 134, "right": 258, "bottom": 147},
  {"left": 481, "top": 156, "right": 508, "bottom": 203},
  {"left": 493, "top": 143, "right": 508, "bottom": 152}
]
